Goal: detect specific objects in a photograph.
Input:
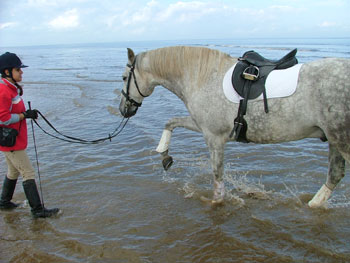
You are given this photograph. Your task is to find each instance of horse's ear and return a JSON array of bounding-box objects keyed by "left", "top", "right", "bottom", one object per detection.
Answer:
[{"left": 127, "top": 48, "right": 135, "bottom": 63}]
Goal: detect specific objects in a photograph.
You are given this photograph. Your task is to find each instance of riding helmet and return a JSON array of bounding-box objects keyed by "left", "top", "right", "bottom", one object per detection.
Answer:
[{"left": 0, "top": 52, "right": 28, "bottom": 72}]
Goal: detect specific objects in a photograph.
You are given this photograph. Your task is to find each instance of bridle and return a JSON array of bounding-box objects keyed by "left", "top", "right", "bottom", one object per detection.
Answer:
[{"left": 121, "top": 57, "right": 148, "bottom": 108}]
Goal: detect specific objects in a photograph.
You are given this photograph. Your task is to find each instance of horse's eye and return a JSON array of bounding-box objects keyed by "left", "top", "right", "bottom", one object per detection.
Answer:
[{"left": 122, "top": 76, "right": 127, "bottom": 81}]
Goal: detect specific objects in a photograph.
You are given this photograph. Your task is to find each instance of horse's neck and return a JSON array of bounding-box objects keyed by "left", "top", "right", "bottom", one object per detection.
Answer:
[
  {"left": 145, "top": 47, "right": 234, "bottom": 100},
  {"left": 143, "top": 51, "right": 186, "bottom": 99}
]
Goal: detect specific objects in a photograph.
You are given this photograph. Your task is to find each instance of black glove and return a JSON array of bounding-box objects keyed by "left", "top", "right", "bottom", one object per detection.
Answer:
[{"left": 23, "top": 109, "right": 38, "bottom": 119}]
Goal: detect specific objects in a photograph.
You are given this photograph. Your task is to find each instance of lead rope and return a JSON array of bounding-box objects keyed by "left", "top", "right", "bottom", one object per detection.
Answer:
[
  {"left": 32, "top": 110, "right": 129, "bottom": 144},
  {"left": 27, "top": 101, "right": 129, "bottom": 214},
  {"left": 28, "top": 101, "right": 46, "bottom": 211}
]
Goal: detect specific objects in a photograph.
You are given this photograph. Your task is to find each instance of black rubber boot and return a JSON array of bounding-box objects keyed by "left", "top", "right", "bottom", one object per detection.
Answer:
[
  {"left": 22, "top": 179, "right": 60, "bottom": 218},
  {"left": 0, "top": 177, "right": 18, "bottom": 210}
]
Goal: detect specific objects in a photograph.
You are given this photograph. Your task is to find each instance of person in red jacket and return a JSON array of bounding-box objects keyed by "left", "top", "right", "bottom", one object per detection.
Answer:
[{"left": 0, "top": 52, "right": 59, "bottom": 218}]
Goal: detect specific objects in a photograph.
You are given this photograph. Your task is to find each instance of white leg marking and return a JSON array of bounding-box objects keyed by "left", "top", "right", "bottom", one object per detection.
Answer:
[
  {"left": 156, "top": 130, "right": 172, "bottom": 153},
  {"left": 308, "top": 184, "right": 333, "bottom": 208},
  {"left": 213, "top": 180, "right": 225, "bottom": 203},
  {"left": 200, "top": 181, "right": 225, "bottom": 204}
]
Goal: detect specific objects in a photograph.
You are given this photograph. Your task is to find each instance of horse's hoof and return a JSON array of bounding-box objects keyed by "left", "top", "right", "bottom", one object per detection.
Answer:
[
  {"left": 308, "top": 184, "right": 332, "bottom": 208},
  {"left": 200, "top": 196, "right": 224, "bottom": 205},
  {"left": 162, "top": 156, "right": 173, "bottom": 171}
]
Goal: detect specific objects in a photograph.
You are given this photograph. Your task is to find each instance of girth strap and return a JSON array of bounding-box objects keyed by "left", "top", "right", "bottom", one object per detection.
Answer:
[
  {"left": 230, "top": 100, "right": 248, "bottom": 142},
  {"left": 229, "top": 65, "right": 269, "bottom": 143}
]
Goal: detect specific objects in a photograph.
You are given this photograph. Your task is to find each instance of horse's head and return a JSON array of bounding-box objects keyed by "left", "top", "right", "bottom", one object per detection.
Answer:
[{"left": 119, "top": 48, "right": 151, "bottom": 118}]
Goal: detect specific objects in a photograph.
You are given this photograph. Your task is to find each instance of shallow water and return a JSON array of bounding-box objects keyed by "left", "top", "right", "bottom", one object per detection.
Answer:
[{"left": 1, "top": 38, "right": 350, "bottom": 262}]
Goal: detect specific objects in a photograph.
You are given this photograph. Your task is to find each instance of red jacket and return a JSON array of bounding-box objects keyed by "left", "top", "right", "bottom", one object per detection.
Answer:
[{"left": 0, "top": 78, "right": 27, "bottom": 151}]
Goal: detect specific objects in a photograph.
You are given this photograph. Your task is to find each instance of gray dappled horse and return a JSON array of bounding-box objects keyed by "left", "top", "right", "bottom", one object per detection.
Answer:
[{"left": 119, "top": 46, "right": 350, "bottom": 208}]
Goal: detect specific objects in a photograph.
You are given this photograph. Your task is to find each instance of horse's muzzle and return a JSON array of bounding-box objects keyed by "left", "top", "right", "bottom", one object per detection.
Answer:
[{"left": 119, "top": 99, "right": 138, "bottom": 118}]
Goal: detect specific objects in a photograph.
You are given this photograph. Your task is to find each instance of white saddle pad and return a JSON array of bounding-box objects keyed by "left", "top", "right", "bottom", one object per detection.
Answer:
[{"left": 223, "top": 63, "right": 303, "bottom": 103}]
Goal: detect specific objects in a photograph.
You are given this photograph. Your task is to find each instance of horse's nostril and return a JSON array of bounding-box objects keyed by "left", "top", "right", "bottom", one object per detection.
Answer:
[{"left": 119, "top": 104, "right": 138, "bottom": 118}]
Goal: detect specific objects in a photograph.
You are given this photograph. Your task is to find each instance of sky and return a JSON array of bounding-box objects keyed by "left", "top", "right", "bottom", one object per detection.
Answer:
[{"left": 0, "top": 0, "right": 349, "bottom": 47}]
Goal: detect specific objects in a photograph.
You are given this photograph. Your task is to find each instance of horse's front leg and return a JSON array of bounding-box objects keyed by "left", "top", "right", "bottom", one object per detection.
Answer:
[
  {"left": 156, "top": 116, "right": 200, "bottom": 170},
  {"left": 308, "top": 143, "right": 345, "bottom": 208},
  {"left": 201, "top": 137, "right": 225, "bottom": 204}
]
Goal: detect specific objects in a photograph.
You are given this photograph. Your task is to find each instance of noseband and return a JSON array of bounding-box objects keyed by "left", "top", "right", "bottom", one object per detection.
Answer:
[{"left": 121, "top": 57, "right": 148, "bottom": 108}]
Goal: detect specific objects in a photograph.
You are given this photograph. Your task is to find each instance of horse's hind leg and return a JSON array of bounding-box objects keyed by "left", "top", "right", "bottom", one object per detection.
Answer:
[
  {"left": 308, "top": 143, "right": 345, "bottom": 208},
  {"left": 156, "top": 116, "right": 200, "bottom": 170}
]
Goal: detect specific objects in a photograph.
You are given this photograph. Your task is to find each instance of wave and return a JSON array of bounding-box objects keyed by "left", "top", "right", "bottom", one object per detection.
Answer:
[{"left": 42, "top": 67, "right": 88, "bottom": 71}]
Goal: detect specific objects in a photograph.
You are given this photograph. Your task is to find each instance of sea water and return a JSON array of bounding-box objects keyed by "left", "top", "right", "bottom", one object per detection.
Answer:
[{"left": 0, "top": 38, "right": 349, "bottom": 262}]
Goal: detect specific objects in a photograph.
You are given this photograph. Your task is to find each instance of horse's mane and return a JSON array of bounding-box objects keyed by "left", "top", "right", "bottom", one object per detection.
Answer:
[{"left": 137, "top": 46, "right": 232, "bottom": 85}]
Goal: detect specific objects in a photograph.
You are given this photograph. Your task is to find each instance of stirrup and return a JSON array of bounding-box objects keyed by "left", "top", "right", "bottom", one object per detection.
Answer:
[{"left": 242, "top": 66, "right": 259, "bottom": 81}]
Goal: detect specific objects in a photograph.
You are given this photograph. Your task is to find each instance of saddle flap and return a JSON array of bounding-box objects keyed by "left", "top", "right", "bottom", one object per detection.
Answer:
[{"left": 232, "top": 61, "right": 269, "bottom": 99}]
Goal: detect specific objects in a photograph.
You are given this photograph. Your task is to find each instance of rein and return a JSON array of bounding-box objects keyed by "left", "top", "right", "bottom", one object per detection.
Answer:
[
  {"left": 121, "top": 57, "right": 149, "bottom": 108},
  {"left": 28, "top": 102, "right": 45, "bottom": 210},
  {"left": 33, "top": 109, "right": 129, "bottom": 144}
]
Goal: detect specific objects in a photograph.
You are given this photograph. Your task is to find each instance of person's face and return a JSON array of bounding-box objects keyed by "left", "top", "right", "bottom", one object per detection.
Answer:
[{"left": 6, "top": 68, "right": 23, "bottom": 83}]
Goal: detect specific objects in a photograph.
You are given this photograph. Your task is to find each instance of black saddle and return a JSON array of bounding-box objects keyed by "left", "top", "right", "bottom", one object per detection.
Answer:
[
  {"left": 230, "top": 49, "right": 298, "bottom": 142},
  {"left": 240, "top": 48, "right": 298, "bottom": 68}
]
